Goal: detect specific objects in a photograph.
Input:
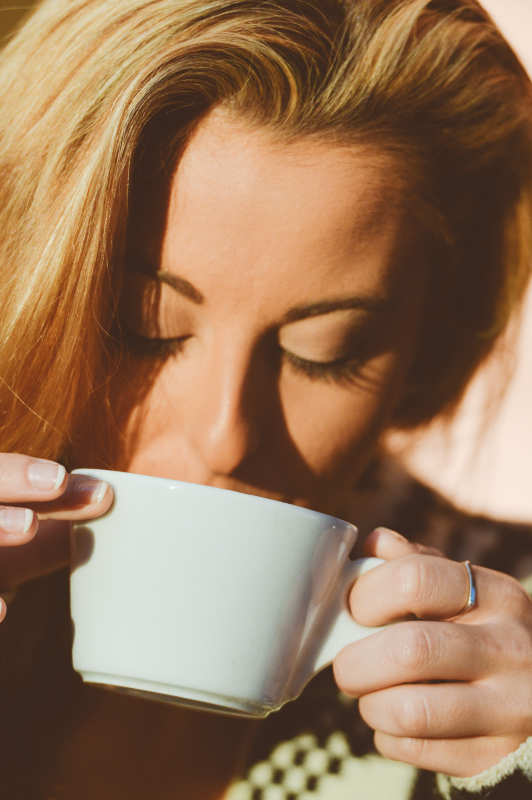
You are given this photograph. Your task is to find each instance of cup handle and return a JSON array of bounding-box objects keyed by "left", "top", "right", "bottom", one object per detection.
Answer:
[{"left": 312, "top": 557, "right": 385, "bottom": 674}]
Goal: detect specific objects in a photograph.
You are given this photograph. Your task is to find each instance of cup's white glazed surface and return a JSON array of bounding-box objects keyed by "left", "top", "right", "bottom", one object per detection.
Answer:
[{"left": 70, "top": 470, "right": 382, "bottom": 717}]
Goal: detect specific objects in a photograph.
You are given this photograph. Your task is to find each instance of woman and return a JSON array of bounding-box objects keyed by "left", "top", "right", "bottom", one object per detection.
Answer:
[{"left": 1, "top": 0, "right": 532, "bottom": 797}]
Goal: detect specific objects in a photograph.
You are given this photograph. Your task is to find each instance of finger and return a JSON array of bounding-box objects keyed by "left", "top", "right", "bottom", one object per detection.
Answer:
[
  {"left": 333, "top": 621, "right": 487, "bottom": 697},
  {"left": 359, "top": 682, "right": 513, "bottom": 740},
  {"left": 350, "top": 555, "right": 470, "bottom": 624},
  {"left": 23, "top": 474, "right": 113, "bottom": 520},
  {"left": 0, "top": 598, "right": 6, "bottom": 622},
  {"left": 374, "top": 731, "right": 527, "bottom": 777},
  {"left": 0, "top": 506, "right": 38, "bottom": 545},
  {"left": 349, "top": 555, "right": 523, "bottom": 625},
  {"left": 364, "top": 528, "right": 444, "bottom": 560},
  {"left": 0, "top": 454, "right": 67, "bottom": 502},
  {"left": 0, "top": 519, "right": 70, "bottom": 591}
]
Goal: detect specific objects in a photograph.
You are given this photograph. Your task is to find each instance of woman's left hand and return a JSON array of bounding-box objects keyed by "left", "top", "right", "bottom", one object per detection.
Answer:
[{"left": 333, "top": 527, "right": 532, "bottom": 778}]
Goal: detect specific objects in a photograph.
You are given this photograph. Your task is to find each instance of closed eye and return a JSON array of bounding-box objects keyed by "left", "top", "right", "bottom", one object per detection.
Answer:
[
  {"left": 283, "top": 349, "right": 366, "bottom": 384},
  {"left": 120, "top": 326, "right": 189, "bottom": 358},
  {"left": 120, "top": 321, "right": 379, "bottom": 389}
]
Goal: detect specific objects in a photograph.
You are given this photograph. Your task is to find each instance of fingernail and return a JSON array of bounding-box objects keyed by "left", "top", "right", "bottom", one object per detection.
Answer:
[
  {"left": 75, "top": 479, "right": 109, "bottom": 505},
  {"left": 374, "top": 527, "right": 407, "bottom": 541},
  {"left": 0, "top": 507, "right": 33, "bottom": 535},
  {"left": 27, "top": 461, "right": 66, "bottom": 491}
]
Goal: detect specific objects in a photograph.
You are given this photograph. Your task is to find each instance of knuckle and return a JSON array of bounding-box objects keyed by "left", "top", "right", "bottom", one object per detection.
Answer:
[
  {"left": 493, "top": 618, "right": 532, "bottom": 669},
  {"left": 389, "top": 622, "right": 438, "bottom": 672},
  {"left": 394, "top": 735, "right": 429, "bottom": 762},
  {"left": 396, "top": 556, "right": 435, "bottom": 610},
  {"left": 505, "top": 577, "right": 532, "bottom": 616},
  {"left": 486, "top": 569, "right": 532, "bottom": 620},
  {"left": 393, "top": 690, "right": 435, "bottom": 738}
]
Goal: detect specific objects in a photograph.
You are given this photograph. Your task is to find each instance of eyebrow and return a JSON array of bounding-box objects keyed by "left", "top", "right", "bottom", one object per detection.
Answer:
[
  {"left": 155, "top": 270, "right": 204, "bottom": 304},
  {"left": 281, "top": 296, "right": 395, "bottom": 324},
  {"left": 127, "top": 254, "right": 394, "bottom": 319},
  {"left": 127, "top": 255, "right": 204, "bottom": 304}
]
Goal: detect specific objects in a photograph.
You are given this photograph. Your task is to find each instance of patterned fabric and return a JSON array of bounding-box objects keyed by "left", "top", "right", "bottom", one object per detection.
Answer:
[
  {"left": 227, "top": 733, "right": 417, "bottom": 800},
  {"left": 223, "top": 456, "right": 532, "bottom": 800},
  {"left": 226, "top": 726, "right": 418, "bottom": 800}
]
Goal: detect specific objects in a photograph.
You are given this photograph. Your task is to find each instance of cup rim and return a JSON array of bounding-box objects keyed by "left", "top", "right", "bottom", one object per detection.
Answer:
[{"left": 72, "top": 467, "right": 357, "bottom": 530}]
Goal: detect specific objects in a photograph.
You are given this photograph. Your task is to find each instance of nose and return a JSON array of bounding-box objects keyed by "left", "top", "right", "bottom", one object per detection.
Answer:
[{"left": 185, "top": 344, "right": 262, "bottom": 477}]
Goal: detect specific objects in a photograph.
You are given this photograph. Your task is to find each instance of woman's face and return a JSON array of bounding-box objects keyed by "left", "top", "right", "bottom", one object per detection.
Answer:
[{"left": 99, "top": 111, "right": 426, "bottom": 516}]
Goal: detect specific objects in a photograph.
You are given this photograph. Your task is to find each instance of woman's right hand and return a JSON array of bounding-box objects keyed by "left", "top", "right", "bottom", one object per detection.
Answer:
[{"left": 0, "top": 454, "right": 113, "bottom": 619}]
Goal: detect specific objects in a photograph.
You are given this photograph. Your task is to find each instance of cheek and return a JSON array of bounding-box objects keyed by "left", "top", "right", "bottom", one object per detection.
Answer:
[{"left": 280, "top": 354, "right": 405, "bottom": 480}]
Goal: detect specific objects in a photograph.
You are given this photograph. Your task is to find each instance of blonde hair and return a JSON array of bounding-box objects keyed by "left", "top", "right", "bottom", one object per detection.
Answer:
[{"left": 0, "top": 0, "right": 531, "bottom": 461}]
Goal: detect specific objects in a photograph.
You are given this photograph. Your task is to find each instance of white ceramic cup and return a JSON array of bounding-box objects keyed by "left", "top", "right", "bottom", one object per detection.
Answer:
[{"left": 70, "top": 469, "right": 384, "bottom": 718}]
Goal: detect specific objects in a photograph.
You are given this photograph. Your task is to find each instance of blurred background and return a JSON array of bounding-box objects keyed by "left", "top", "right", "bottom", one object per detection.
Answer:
[
  {"left": 389, "top": 0, "right": 532, "bottom": 523},
  {"left": 1, "top": 0, "right": 531, "bottom": 522}
]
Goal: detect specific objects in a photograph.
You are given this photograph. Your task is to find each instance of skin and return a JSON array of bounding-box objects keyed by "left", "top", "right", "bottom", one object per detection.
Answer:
[
  {"left": 1, "top": 112, "right": 532, "bottom": 793},
  {"left": 347, "top": 529, "right": 532, "bottom": 777},
  {"left": 111, "top": 111, "right": 425, "bottom": 514}
]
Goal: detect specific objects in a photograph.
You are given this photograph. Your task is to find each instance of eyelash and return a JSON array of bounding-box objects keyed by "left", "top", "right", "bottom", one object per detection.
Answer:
[
  {"left": 122, "top": 328, "right": 366, "bottom": 385},
  {"left": 120, "top": 327, "right": 187, "bottom": 359},
  {"left": 283, "top": 351, "right": 364, "bottom": 384}
]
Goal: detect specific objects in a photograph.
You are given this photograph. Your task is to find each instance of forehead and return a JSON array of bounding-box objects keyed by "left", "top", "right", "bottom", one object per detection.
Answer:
[{"left": 136, "top": 111, "right": 412, "bottom": 305}]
